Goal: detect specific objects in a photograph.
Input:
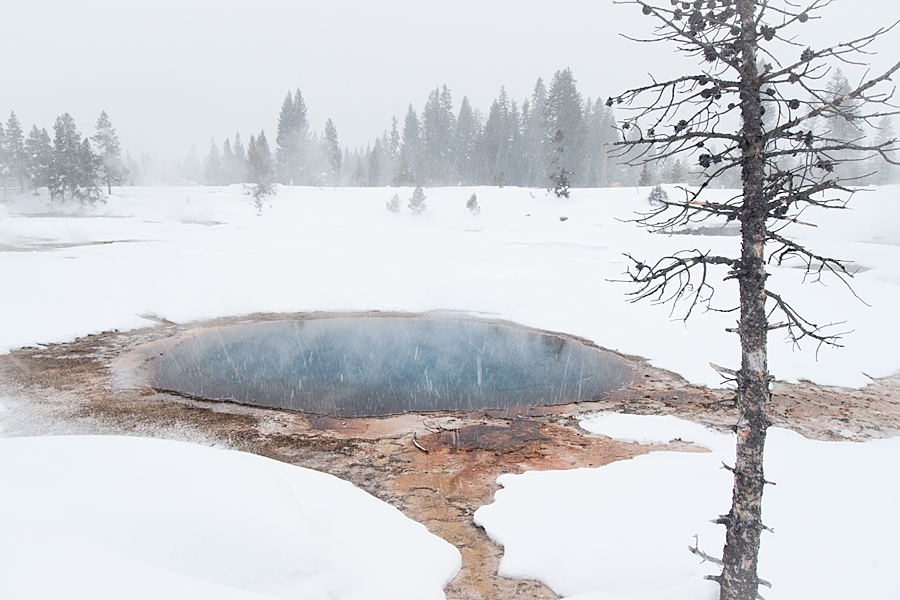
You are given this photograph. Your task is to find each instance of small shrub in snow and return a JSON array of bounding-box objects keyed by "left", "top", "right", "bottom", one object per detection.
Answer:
[
  {"left": 550, "top": 171, "right": 571, "bottom": 198},
  {"left": 648, "top": 184, "right": 669, "bottom": 207},
  {"left": 408, "top": 186, "right": 427, "bottom": 215},
  {"left": 466, "top": 193, "right": 480, "bottom": 215},
  {"left": 386, "top": 193, "right": 401, "bottom": 213},
  {"left": 251, "top": 183, "right": 275, "bottom": 215}
]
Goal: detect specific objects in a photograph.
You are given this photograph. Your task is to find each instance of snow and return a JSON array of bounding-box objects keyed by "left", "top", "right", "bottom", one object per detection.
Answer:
[
  {"left": 2, "top": 185, "right": 900, "bottom": 599},
  {"left": 2, "top": 184, "right": 899, "bottom": 388},
  {"left": 0, "top": 435, "right": 461, "bottom": 600},
  {"left": 474, "top": 413, "right": 900, "bottom": 600},
  {"left": 578, "top": 412, "right": 732, "bottom": 451}
]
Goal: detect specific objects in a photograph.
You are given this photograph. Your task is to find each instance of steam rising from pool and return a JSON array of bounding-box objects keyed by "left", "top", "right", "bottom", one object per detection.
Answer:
[{"left": 148, "top": 317, "right": 632, "bottom": 418}]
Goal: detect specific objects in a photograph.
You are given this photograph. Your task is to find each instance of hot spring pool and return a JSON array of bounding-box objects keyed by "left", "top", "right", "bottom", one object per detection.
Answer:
[{"left": 147, "top": 317, "right": 632, "bottom": 418}]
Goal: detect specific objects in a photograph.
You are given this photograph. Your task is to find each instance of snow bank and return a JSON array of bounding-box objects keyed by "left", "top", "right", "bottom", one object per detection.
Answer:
[
  {"left": 474, "top": 413, "right": 900, "bottom": 600},
  {"left": 0, "top": 435, "right": 460, "bottom": 600}
]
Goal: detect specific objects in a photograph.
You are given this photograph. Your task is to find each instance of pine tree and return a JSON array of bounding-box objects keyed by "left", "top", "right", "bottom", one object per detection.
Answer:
[
  {"left": 221, "top": 138, "right": 235, "bottom": 184},
  {"left": 204, "top": 139, "right": 223, "bottom": 185},
  {"left": 408, "top": 185, "right": 426, "bottom": 214},
  {"left": 466, "top": 192, "right": 480, "bottom": 215},
  {"left": 351, "top": 152, "right": 367, "bottom": 186},
  {"left": 523, "top": 78, "right": 548, "bottom": 187},
  {"left": 91, "top": 111, "right": 124, "bottom": 194},
  {"left": 822, "top": 69, "right": 863, "bottom": 141},
  {"left": 820, "top": 69, "right": 865, "bottom": 180},
  {"left": 26, "top": 126, "right": 53, "bottom": 191},
  {"left": 399, "top": 104, "right": 421, "bottom": 185},
  {"left": 0, "top": 121, "right": 7, "bottom": 200},
  {"left": 638, "top": 163, "right": 653, "bottom": 186},
  {"left": 77, "top": 137, "right": 102, "bottom": 204},
  {"left": 6, "top": 112, "right": 26, "bottom": 192},
  {"left": 480, "top": 87, "right": 515, "bottom": 187},
  {"left": 388, "top": 116, "right": 401, "bottom": 184},
  {"left": 548, "top": 129, "right": 571, "bottom": 197},
  {"left": 51, "top": 113, "right": 83, "bottom": 202},
  {"left": 246, "top": 129, "right": 275, "bottom": 204},
  {"left": 275, "top": 89, "right": 310, "bottom": 185},
  {"left": 508, "top": 100, "right": 525, "bottom": 185},
  {"left": 453, "top": 97, "right": 479, "bottom": 184},
  {"left": 545, "top": 68, "right": 584, "bottom": 187},
  {"left": 386, "top": 192, "right": 401, "bottom": 213},
  {"left": 873, "top": 116, "right": 897, "bottom": 185},
  {"left": 275, "top": 91, "right": 295, "bottom": 184},
  {"left": 180, "top": 145, "right": 202, "bottom": 184},
  {"left": 665, "top": 158, "right": 685, "bottom": 183},
  {"left": 232, "top": 133, "right": 246, "bottom": 183},
  {"left": 647, "top": 184, "right": 668, "bottom": 206},
  {"left": 421, "top": 85, "right": 456, "bottom": 183},
  {"left": 367, "top": 143, "right": 381, "bottom": 187},
  {"left": 323, "top": 118, "right": 342, "bottom": 185},
  {"left": 584, "top": 98, "right": 618, "bottom": 187}
]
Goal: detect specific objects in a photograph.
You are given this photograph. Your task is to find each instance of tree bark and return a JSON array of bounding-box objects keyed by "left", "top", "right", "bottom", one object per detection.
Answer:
[{"left": 718, "top": 2, "right": 771, "bottom": 599}]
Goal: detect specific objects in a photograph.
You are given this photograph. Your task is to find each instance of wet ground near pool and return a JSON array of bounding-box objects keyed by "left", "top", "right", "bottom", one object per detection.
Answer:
[{"left": 2, "top": 311, "right": 899, "bottom": 600}]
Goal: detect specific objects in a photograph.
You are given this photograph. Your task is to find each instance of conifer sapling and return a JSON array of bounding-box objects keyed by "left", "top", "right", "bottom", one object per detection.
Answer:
[
  {"left": 386, "top": 193, "right": 401, "bottom": 213},
  {"left": 408, "top": 186, "right": 426, "bottom": 214}
]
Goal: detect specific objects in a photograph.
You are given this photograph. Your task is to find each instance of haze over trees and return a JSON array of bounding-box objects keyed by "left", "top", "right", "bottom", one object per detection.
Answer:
[
  {"left": 197, "top": 71, "right": 671, "bottom": 189},
  {"left": 348, "top": 70, "right": 625, "bottom": 190},
  {"left": 613, "top": 1, "right": 899, "bottom": 599},
  {"left": 246, "top": 130, "right": 275, "bottom": 204},
  {"left": 0, "top": 110, "right": 125, "bottom": 203},
  {"left": 3, "top": 68, "right": 898, "bottom": 192}
]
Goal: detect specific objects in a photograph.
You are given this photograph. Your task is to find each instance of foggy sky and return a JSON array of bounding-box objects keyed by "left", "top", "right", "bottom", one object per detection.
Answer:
[{"left": 2, "top": 0, "right": 897, "bottom": 159}]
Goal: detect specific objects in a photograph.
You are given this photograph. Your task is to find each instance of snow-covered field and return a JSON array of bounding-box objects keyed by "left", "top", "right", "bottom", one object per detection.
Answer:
[
  {"left": 0, "top": 435, "right": 461, "bottom": 600},
  {"left": 1, "top": 185, "right": 899, "bottom": 599},
  {"left": 2, "top": 184, "right": 899, "bottom": 387}
]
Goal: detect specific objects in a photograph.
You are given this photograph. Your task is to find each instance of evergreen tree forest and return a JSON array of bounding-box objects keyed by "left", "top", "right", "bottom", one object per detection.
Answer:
[
  {"left": 0, "top": 110, "right": 126, "bottom": 203},
  {"left": 3, "top": 68, "right": 897, "bottom": 194},
  {"left": 343, "top": 71, "right": 633, "bottom": 190}
]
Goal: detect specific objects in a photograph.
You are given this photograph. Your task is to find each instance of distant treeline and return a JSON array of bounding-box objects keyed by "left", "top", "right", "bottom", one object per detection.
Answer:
[
  {"left": 174, "top": 68, "right": 677, "bottom": 190},
  {"left": 181, "top": 67, "right": 900, "bottom": 190},
  {"left": 0, "top": 110, "right": 124, "bottom": 203},
  {"left": 2, "top": 68, "right": 895, "bottom": 196}
]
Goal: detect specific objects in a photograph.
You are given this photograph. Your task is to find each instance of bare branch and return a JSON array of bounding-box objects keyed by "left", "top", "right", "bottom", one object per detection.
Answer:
[{"left": 765, "top": 289, "right": 847, "bottom": 350}]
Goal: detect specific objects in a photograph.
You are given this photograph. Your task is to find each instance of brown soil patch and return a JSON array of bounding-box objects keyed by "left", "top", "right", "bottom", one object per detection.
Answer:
[{"left": 1, "top": 311, "right": 898, "bottom": 600}]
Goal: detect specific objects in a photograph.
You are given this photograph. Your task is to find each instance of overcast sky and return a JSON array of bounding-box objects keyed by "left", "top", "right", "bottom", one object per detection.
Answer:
[{"left": 2, "top": 0, "right": 898, "bottom": 158}]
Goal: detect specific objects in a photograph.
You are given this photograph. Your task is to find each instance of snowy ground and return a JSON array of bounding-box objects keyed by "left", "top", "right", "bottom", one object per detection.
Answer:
[
  {"left": 0, "top": 435, "right": 460, "bottom": 600},
  {"left": 2, "top": 184, "right": 899, "bottom": 388},
  {"left": 1, "top": 184, "right": 899, "bottom": 599},
  {"left": 476, "top": 413, "right": 900, "bottom": 600}
]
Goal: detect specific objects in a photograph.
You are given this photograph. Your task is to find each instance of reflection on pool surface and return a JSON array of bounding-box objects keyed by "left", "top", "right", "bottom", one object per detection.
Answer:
[{"left": 148, "top": 317, "right": 632, "bottom": 418}]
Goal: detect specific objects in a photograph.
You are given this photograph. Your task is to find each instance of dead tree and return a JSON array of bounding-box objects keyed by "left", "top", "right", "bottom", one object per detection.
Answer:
[{"left": 610, "top": 2, "right": 899, "bottom": 599}]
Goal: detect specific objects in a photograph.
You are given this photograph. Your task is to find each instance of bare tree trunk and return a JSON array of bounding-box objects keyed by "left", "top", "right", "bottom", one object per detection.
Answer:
[{"left": 718, "top": 3, "right": 770, "bottom": 599}]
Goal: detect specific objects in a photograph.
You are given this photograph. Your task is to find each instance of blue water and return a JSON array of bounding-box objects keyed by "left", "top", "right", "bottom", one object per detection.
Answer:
[{"left": 148, "top": 317, "right": 632, "bottom": 418}]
